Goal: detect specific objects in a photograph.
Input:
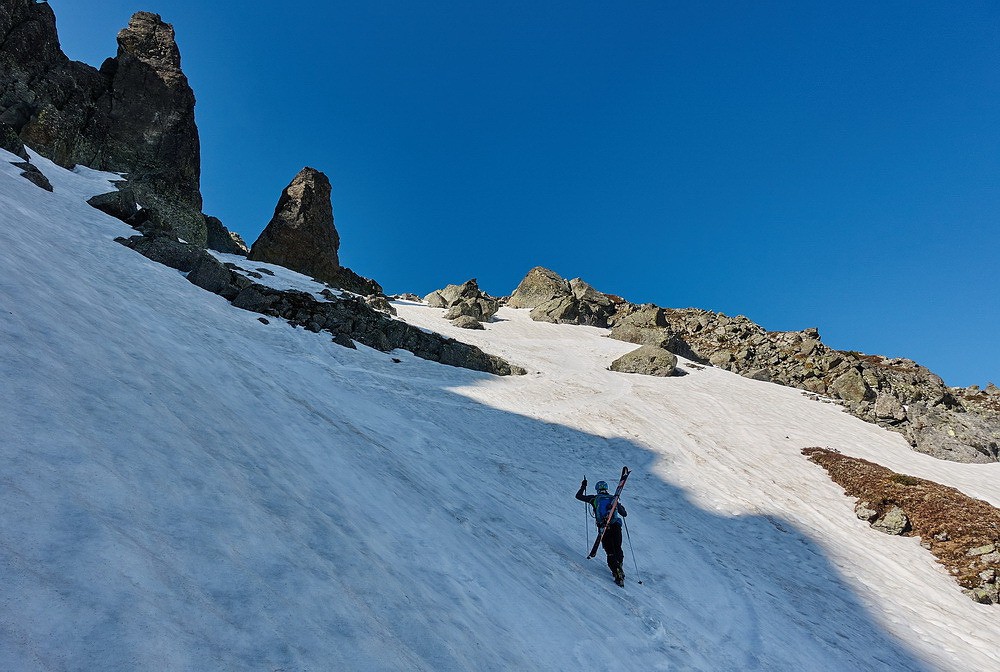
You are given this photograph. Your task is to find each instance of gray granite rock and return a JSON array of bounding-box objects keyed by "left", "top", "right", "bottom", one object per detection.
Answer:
[
  {"left": 452, "top": 315, "right": 485, "bottom": 330},
  {"left": 871, "top": 506, "right": 909, "bottom": 535},
  {"left": 508, "top": 266, "right": 571, "bottom": 309},
  {"left": 609, "top": 345, "right": 678, "bottom": 377}
]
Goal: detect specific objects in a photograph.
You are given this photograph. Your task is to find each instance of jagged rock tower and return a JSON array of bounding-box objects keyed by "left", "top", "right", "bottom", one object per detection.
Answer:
[
  {"left": 249, "top": 167, "right": 382, "bottom": 296},
  {"left": 0, "top": 2, "right": 205, "bottom": 244}
]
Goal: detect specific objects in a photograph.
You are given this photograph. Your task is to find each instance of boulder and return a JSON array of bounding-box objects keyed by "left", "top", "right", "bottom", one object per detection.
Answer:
[
  {"left": 904, "top": 403, "right": 1000, "bottom": 464},
  {"left": 871, "top": 506, "right": 910, "bottom": 535},
  {"left": 87, "top": 187, "right": 140, "bottom": 222},
  {"left": 365, "top": 295, "right": 396, "bottom": 316},
  {"left": 452, "top": 315, "right": 485, "bottom": 330},
  {"left": 508, "top": 267, "right": 571, "bottom": 309},
  {"left": 186, "top": 255, "right": 252, "bottom": 300},
  {"left": 854, "top": 502, "right": 878, "bottom": 522},
  {"left": 874, "top": 394, "right": 906, "bottom": 423},
  {"left": 530, "top": 296, "right": 578, "bottom": 324},
  {"left": 424, "top": 291, "right": 446, "bottom": 308},
  {"left": 830, "top": 368, "right": 874, "bottom": 403},
  {"left": 609, "top": 345, "right": 678, "bottom": 377},
  {"left": 436, "top": 279, "right": 482, "bottom": 306},
  {"left": 612, "top": 304, "right": 667, "bottom": 330},
  {"left": 444, "top": 300, "right": 497, "bottom": 321}
]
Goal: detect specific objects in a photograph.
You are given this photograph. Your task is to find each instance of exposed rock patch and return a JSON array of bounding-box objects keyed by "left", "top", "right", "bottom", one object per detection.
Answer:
[
  {"left": 505, "top": 264, "right": 998, "bottom": 461},
  {"left": 11, "top": 161, "right": 52, "bottom": 191},
  {"left": 804, "top": 447, "right": 1000, "bottom": 604},
  {"left": 116, "top": 233, "right": 523, "bottom": 377}
]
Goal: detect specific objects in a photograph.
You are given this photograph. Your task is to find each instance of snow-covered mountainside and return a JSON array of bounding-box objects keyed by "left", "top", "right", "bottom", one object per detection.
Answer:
[{"left": 3, "top": 151, "right": 1000, "bottom": 671}]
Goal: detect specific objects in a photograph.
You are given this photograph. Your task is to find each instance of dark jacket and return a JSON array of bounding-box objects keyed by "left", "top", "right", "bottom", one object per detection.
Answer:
[{"left": 576, "top": 484, "right": 627, "bottom": 526}]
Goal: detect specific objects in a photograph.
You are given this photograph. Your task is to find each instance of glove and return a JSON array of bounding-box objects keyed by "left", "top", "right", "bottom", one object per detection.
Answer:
[{"left": 581, "top": 478, "right": 587, "bottom": 489}]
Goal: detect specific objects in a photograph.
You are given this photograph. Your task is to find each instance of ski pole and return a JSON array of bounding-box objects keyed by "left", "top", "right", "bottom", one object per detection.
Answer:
[
  {"left": 583, "top": 475, "right": 590, "bottom": 549},
  {"left": 623, "top": 518, "right": 642, "bottom": 585}
]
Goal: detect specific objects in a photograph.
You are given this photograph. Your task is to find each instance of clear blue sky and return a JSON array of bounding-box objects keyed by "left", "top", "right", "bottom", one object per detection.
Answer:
[{"left": 50, "top": 1, "right": 999, "bottom": 387}]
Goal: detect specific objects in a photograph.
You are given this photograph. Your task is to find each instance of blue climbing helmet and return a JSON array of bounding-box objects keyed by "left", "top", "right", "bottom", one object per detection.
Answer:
[{"left": 595, "top": 480, "right": 609, "bottom": 493}]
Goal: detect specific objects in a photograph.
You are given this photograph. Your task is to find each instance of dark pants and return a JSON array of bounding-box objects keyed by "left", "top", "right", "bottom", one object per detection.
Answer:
[{"left": 601, "top": 523, "right": 624, "bottom": 572}]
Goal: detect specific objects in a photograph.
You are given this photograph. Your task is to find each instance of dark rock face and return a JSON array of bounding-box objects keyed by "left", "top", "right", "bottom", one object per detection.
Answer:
[
  {"left": 0, "top": 123, "right": 27, "bottom": 159},
  {"left": 325, "top": 266, "right": 383, "bottom": 297},
  {"left": 249, "top": 167, "right": 339, "bottom": 273},
  {"left": 116, "top": 233, "right": 205, "bottom": 273},
  {"left": 117, "top": 232, "right": 523, "bottom": 376},
  {"left": 205, "top": 216, "right": 249, "bottom": 255},
  {"left": 0, "top": 3, "right": 205, "bottom": 244},
  {"left": 87, "top": 188, "right": 140, "bottom": 222},
  {"left": 249, "top": 167, "right": 382, "bottom": 296},
  {"left": 98, "top": 12, "right": 203, "bottom": 244}
]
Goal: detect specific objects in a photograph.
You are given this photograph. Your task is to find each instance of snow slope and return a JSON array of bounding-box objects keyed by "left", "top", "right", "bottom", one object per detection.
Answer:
[{"left": 2, "top": 151, "right": 999, "bottom": 671}]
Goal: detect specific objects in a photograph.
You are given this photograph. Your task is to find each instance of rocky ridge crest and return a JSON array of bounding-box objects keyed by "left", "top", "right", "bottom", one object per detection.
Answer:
[{"left": 511, "top": 267, "right": 1000, "bottom": 463}]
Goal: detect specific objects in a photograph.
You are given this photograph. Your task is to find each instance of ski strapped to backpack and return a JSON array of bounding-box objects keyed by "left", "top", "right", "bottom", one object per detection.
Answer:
[{"left": 587, "top": 466, "right": 630, "bottom": 559}]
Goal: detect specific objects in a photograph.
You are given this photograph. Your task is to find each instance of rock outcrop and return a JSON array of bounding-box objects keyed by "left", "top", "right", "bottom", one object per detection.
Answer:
[
  {"left": 424, "top": 279, "right": 499, "bottom": 324},
  {"left": 509, "top": 267, "right": 618, "bottom": 327},
  {"left": 508, "top": 267, "right": 570, "bottom": 309},
  {"left": 0, "top": 3, "right": 216, "bottom": 244},
  {"left": 248, "top": 167, "right": 382, "bottom": 296},
  {"left": 117, "top": 232, "right": 524, "bottom": 376}
]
